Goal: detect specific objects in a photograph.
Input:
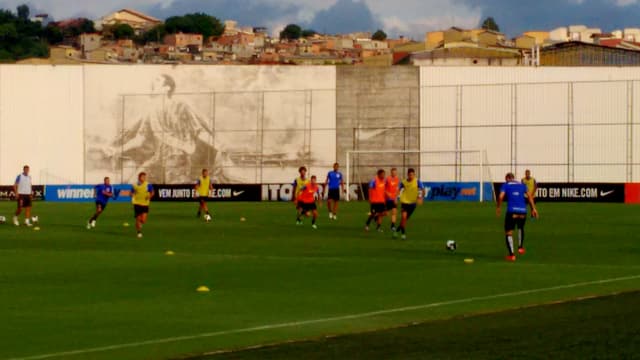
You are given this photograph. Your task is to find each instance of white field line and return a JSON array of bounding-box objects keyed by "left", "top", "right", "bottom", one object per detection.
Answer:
[{"left": 8, "top": 274, "right": 640, "bottom": 360}]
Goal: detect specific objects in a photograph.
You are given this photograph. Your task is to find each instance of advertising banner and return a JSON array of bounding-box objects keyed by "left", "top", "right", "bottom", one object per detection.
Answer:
[
  {"left": 0, "top": 186, "right": 45, "bottom": 201},
  {"left": 44, "top": 185, "right": 132, "bottom": 203},
  {"left": 153, "top": 184, "right": 261, "bottom": 202},
  {"left": 423, "top": 182, "right": 494, "bottom": 202},
  {"left": 493, "top": 183, "right": 625, "bottom": 203}
]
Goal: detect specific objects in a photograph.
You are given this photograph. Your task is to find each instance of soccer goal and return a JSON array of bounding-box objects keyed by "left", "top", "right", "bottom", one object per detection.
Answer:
[{"left": 345, "top": 149, "right": 493, "bottom": 202}]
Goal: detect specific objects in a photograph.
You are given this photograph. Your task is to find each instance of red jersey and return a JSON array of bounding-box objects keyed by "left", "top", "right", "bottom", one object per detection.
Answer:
[
  {"left": 385, "top": 176, "right": 400, "bottom": 200},
  {"left": 369, "top": 177, "right": 386, "bottom": 203},
  {"left": 298, "top": 184, "right": 319, "bottom": 204}
]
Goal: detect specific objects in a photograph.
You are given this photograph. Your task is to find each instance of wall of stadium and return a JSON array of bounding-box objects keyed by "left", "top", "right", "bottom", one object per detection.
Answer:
[{"left": 420, "top": 67, "right": 640, "bottom": 183}]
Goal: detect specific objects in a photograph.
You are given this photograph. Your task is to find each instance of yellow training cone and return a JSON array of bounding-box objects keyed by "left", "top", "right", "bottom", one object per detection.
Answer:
[
  {"left": 464, "top": 258, "right": 475, "bottom": 264},
  {"left": 165, "top": 251, "right": 175, "bottom": 256},
  {"left": 196, "top": 286, "right": 210, "bottom": 293}
]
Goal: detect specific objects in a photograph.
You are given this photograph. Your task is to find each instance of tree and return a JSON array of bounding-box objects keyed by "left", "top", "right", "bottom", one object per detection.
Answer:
[
  {"left": 302, "top": 29, "right": 317, "bottom": 38},
  {"left": 164, "top": 13, "right": 224, "bottom": 39},
  {"left": 111, "top": 23, "right": 134, "bottom": 39},
  {"left": 17, "top": 4, "right": 29, "bottom": 21},
  {"left": 372, "top": 29, "right": 387, "bottom": 41},
  {"left": 43, "top": 24, "right": 63, "bottom": 44},
  {"left": 143, "top": 24, "right": 166, "bottom": 43},
  {"left": 481, "top": 17, "right": 500, "bottom": 32},
  {"left": 280, "top": 24, "right": 302, "bottom": 40}
]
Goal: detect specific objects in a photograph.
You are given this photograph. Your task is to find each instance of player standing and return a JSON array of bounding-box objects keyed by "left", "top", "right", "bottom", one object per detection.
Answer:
[
  {"left": 87, "top": 177, "right": 114, "bottom": 229},
  {"left": 396, "top": 168, "right": 425, "bottom": 240},
  {"left": 296, "top": 175, "right": 321, "bottom": 229},
  {"left": 13, "top": 165, "right": 33, "bottom": 227},
  {"left": 132, "top": 172, "right": 154, "bottom": 239},
  {"left": 496, "top": 172, "right": 538, "bottom": 262},
  {"left": 324, "top": 163, "right": 345, "bottom": 220},
  {"left": 293, "top": 166, "right": 310, "bottom": 224},
  {"left": 365, "top": 169, "right": 387, "bottom": 232},
  {"left": 195, "top": 169, "right": 214, "bottom": 219},
  {"left": 385, "top": 168, "right": 400, "bottom": 233},
  {"left": 521, "top": 169, "right": 538, "bottom": 217}
]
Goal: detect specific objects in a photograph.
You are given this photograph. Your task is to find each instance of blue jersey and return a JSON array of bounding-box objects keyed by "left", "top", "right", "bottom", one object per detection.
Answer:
[
  {"left": 500, "top": 181, "right": 528, "bottom": 214},
  {"left": 95, "top": 184, "right": 113, "bottom": 204},
  {"left": 327, "top": 171, "right": 343, "bottom": 190}
]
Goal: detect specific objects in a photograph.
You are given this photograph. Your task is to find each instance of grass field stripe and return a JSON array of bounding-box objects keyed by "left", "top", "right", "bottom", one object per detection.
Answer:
[{"left": 9, "top": 274, "right": 640, "bottom": 360}]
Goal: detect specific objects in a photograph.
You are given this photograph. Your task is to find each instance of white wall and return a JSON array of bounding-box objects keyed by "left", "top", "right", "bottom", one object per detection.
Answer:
[
  {"left": 420, "top": 67, "right": 640, "bottom": 183},
  {"left": 0, "top": 65, "right": 84, "bottom": 185}
]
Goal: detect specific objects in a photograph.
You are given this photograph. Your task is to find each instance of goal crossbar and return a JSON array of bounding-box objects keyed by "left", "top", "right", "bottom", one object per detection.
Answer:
[{"left": 345, "top": 149, "right": 486, "bottom": 202}]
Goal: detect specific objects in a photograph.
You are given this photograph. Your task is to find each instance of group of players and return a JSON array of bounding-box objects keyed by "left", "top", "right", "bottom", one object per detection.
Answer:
[
  {"left": 11, "top": 163, "right": 539, "bottom": 260},
  {"left": 291, "top": 164, "right": 426, "bottom": 240}
]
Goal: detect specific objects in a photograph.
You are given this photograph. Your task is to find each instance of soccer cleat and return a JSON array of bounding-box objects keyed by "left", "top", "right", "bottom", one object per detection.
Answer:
[
  {"left": 377, "top": 228, "right": 384, "bottom": 233},
  {"left": 505, "top": 255, "right": 516, "bottom": 262},
  {"left": 24, "top": 220, "right": 33, "bottom": 227},
  {"left": 91, "top": 220, "right": 96, "bottom": 228},
  {"left": 137, "top": 233, "right": 143, "bottom": 239},
  {"left": 333, "top": 215, "right": 337, "bottom": 221},
  {"left": 13, "top": 216, "right": 19, "bottom": 226},
  {"left": 296, "top": 220, "right": 303, "bottom": 226},
  {"left": 312, "top": 224, "right": 318, "bottom": 230},
  {"left": 86, "top": 222, "right": 91, "bottom": 230},
  {"left": 364, "top": 226, "right": 370, "bottom": 232},
  {"left": 401, "top": 234, "right": 407, "bottom": 240},
  {"left": 518, "top": 248, "right": 526, "bottom": 255}
]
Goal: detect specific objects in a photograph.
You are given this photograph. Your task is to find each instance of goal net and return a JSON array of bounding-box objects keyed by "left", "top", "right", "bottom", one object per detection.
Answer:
[{"left": 345, "top": 150, "right": 494, "bottom": 202}]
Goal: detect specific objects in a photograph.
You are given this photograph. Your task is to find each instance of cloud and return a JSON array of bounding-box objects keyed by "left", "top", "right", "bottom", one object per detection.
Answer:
[{"left": 308, "top": 0, "right": 381, "bottom": 34}]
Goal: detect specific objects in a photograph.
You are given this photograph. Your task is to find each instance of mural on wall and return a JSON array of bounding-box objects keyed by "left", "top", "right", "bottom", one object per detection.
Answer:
[{"left": 84, "top": 66, "right": 336, "bottom": 184}]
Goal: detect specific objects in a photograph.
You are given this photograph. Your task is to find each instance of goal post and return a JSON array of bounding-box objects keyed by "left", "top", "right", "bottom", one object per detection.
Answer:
[{"left": 345, "top": 149, "right": 492, "bottom": 202}]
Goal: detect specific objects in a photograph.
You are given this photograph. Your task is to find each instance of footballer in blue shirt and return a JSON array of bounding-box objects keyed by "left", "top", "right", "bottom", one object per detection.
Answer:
[
  {"left": 323, "top": 163, "right": 345, "bottom": 220},
  {"left": 87, "top": 177, "right": 115, "bottom": 229},
  {"left": 496, "top": 172, "right": 538, "bottom": 262}
]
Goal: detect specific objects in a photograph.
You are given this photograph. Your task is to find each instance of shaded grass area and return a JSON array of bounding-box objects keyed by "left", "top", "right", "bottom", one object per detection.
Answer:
[{"left": 204, "top": 291, "right": 640, "bottom": 360}]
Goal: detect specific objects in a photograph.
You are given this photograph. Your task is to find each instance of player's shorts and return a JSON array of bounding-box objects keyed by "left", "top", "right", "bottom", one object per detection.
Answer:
[
  {"left": 386, "top": 200, "right": 397, "bottom": 211},
  {"left": 401, "top": 203, "right": 417, "bottom": 219},
  {"left": 328, "top": 188, "right": 340, "bottom": 201},
  {"left": 134, "top": 205, "right": 150, "bottom": 217},
  {"left": 504, "top": 212, "right": 526, "bottom": 231},
  {"left": 370, "top": 203, "right": 386, "bottom": 215},
  {"left": 198, "top": 196, "right": 209, "bottom": 205},
  {"left": 17, "top": 194, "right": 32, "bottom": 208},
  {"left": 96, "top": 201, "right": 108, "bottom": 210},
  {"left": 299, "top": 202, "right": 317, "bottom": 213}
]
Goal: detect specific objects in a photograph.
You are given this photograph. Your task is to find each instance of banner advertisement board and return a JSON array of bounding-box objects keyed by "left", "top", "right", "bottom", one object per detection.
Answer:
[
  {"left": 493, "top": 183, "right": 625, "bottom": 203},
  {"left": 44, "top": 185, "right": 132, "bottom": 202},
  {"left": 0, "top": 186, "right": 45, "bottom": 201},
  {"left": 153, "top": 184, "right": 261, "bottom": 202}
]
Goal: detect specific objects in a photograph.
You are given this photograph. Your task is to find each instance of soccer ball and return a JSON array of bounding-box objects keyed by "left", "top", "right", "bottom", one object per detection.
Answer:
[
  {"left": 446, "top": 240, "right": 457, "bottom": 252},
  {"left": 0, "top": 216, "right": 6, "bottom": 224},
  {"left": 31, "top": 216, "right": 39, "bottom": 224},
  {"left": 204, "top": 214, "right": 212, "bottom": 222}
]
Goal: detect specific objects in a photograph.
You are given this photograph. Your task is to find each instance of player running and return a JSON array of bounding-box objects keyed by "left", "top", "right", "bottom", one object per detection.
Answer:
[
  {"left": 396, "top": 168, "right": 425, "bottom": 240},
  {"left": 292, "top": 166, "right": 310, "bottom": 217},
  {"left": 324, "top": 163, "right": 345, "bottom": 220},
  {"left": 13, "top": 165, "right": 33, "bottom": 227},
  {"left": 132, "top": 172, "right": 155, "bottom": 239},
  {"left": 365, "top": 169, "right": 387, "bottom": 232},
  {"left": 87, "top": 177, "right": 114, "bottom": 229},
  {"left": 386, "top": 168, "right": 400, "bottom": 233},
  {"left": 296, "top": 175, "right": 321, "bottom": 229},
  {"left": 521, "top": 169, "right": 538, "bottom": 217},
  {"left": 496, "top": 172, "right": 538, "bottom": 262},
  {"left": 195, "top": 169, "right": 214, "bottom": 220}
]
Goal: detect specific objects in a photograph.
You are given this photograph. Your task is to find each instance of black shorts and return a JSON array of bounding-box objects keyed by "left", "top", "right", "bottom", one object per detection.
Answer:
[
  {"left": 17, "top": 195, "right": 32, "bottom": 208},
  {"left": 504, "top": 213, "right": 526, "bottom": 231},
  {"left": 328, "top": 189, "right": 340, "bottom": 201},
  {"left": 370, "top": 203, "right": 386, "bottom": 215},
  {"left": 96, "top": 201, "right": 108, "bottom": 210},
  {"left": 300, "top": 202, "right": 317, "bottom": 213},
  {"left": 401, "top": 203, "right": 417, "bottom": 219},
  {"left": 198, "top": 196, "right": 208, "bottom": 205},
  {"left": 134, "top": 205, "right": 149, "bottom": 217},
  {"left": 386, "top": 200, "right": 397, "bottom": 211}
]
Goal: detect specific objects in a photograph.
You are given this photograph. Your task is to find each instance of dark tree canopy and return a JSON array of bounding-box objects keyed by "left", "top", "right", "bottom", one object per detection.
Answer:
[
  {"left": 302, "top": 29, "right": 317, "bottom": 38},
  {"left": 143, "top": 24, "right": 167, "bottom": 44},
  {"left": 0, "top": 5, "right": 48, "bottom": 61},
  {"left": 17, "top": 4, "right": 29, "bottom": 21},
  {"left": 481, "top": 17, "right": 500, "bottom": 32},
  {"left": 111, "top": 23, "right": 135, "bottom": 39},
  {"left": 280, "top": 24, "right": 302, "bottom": 40},
  {"left": 372, "top": 29, "right": 387, "bottom": 41},
  {"left": 164, "top": 13, "right": 224, "bottom": 39}
]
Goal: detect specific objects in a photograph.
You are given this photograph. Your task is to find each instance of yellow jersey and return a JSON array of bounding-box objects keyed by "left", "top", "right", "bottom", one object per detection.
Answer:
[
  {"left": 132, "top": 181, "right": 153, "bottom": 206},
  {"left": 521, "top": 177, "right": 537, "bottom": 196},
  {"left": 294, "top": 177, "right": 309, "bottom": 198},
  {"left": 197, "top": 176, "right": 211, "bottom": 197},
  {"left": 400, "top": 178, "right": 423, "bottom": 204}
]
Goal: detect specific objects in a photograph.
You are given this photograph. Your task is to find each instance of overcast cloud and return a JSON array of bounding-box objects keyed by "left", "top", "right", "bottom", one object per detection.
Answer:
[{"left": 1, "top": 0, "right": 640, "bottom": 38}]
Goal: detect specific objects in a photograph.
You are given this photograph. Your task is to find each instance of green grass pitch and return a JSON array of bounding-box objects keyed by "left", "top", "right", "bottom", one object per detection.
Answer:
[{"left": 0, "top": 201, "right": 639, "bottom": 360}]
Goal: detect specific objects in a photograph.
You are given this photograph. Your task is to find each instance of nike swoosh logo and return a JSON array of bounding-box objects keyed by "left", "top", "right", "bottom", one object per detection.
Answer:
[
  {"left": 232, "top": 191, "right": 245, "bottom": 197},
  {"left": 600, "top": 190, "right": 615, "bottom": 197}
]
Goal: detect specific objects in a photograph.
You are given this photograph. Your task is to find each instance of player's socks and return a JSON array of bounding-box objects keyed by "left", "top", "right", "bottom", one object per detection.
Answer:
[
  {"left": 399, "top": 226, "right": 405, "bottom": 235},
  {"left": 505, "top": 235, "right": 515, "bottom": 256},
  {"left": 366, "top": 215, "right": 375, "bottom": 226},
  {"left": 518, "top": 228, "right": 525, "bottom": 249},
  {"left": 391, "top": 222, "right": 396, "bottom": 232}
]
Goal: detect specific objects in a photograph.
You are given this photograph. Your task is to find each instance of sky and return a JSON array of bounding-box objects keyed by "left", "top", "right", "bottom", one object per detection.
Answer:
[{"left": 2, "top": 0, "right": 640, "bottom": 38}]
